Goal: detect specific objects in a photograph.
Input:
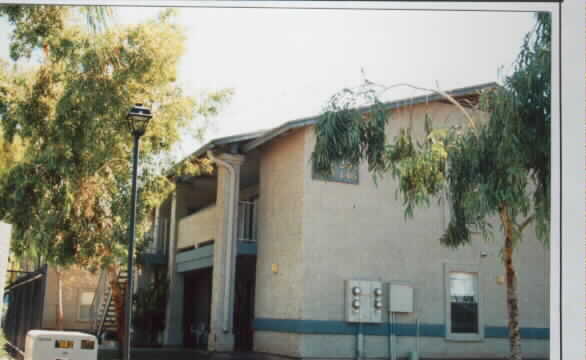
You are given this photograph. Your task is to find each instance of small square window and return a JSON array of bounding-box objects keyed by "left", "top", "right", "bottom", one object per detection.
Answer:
[{"left": 312, "top": 161, "right": 359, "bottom": 184}]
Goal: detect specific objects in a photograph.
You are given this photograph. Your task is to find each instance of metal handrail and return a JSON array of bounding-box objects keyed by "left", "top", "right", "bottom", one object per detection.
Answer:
[
  {"left": 96, "top": 289, "right": 113, "bottom": 338},
  {"left": 92, "top": 268, "right": 128, "bottom": 338},
  {"left": 4, "top": 272, "right": 43, "bottom": 291}
]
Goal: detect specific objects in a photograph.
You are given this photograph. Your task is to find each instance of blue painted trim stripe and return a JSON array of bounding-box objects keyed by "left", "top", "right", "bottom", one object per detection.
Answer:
[
  {"left": 485, "top": 326, "right": 549, "bottom": 340},
  {"left": 175, "top": 242, "right": 255, "bottom": 273},
  {"left": 253, "top": 318, "right": 549, "bottom": 340},
  {"left": 176, "top": 246, "right": 213, "bottom": 264},
  {"left": 176, "top": 246, "right": 214, "bottom": 273},
  {"left": 237, "top": 241, "right": 257, "bottom": 255},
  {"left": 177, "top": 257, "right": 213, "bottom": 272},
  {"left": 140, "top": 253, "right": 167, "bottom": 265}
]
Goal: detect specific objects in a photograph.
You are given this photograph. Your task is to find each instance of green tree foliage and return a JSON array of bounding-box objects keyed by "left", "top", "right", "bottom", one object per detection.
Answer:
[
  {"left": 0, "top": 6, "right": 231, "bottom": 272},
  {"left": 0, "top": 60, "right": 26, "bottom": 177},
  {"left": 0, "top": 127, "right": 25, "bottom": 178},
  {"left": 312, "top": 13, "right": 550, "bottom": 360},
  {"left": 0, "top": 5, "right": 113, "bottom": 61}
]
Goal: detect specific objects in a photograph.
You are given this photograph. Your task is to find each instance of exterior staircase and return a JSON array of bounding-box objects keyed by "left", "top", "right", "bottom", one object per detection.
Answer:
[{"left": 90, "top": 268, "right": 128, "bottom": 339}]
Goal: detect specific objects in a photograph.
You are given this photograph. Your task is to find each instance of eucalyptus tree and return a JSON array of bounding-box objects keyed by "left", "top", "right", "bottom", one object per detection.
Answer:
[
  {"left": 0, "top": 7, "right": 230, "bottom": 340},
  {"left": 0, "top": 5, "right": 113, "bottom": 61},
  {"left": 312, "top": 14, "right": 550, "bottom": 360}
]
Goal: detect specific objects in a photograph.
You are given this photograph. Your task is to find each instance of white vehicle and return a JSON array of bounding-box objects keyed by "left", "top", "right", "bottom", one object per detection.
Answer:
[{"left": 24, "top": 330, "right": 97, "bottom": 360}]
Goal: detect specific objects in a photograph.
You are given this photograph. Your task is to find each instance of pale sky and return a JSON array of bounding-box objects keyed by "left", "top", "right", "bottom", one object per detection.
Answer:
[{"left": 0, "top": 6, "right": 538, "bottom": 159}]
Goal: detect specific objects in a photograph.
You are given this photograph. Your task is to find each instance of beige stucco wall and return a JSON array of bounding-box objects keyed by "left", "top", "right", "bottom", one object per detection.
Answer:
[
  {"left": 42, "top": 266, "right": 99, "bottom": 331},
  {"left": 177, "top": 205, "right": 217, "bottom": 249},
  {"left": 254, "top": 128, "right": 306, "bottom": 356},
  {"left": 296, "top": 102, "right": 549, "bottom": 358},
  {"left": 252, "top": 101, "right": 548, "bottom": 358}
]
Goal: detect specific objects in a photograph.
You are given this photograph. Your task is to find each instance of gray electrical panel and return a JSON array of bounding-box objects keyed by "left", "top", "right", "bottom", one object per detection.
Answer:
[
  {"left": 388, "top": 283, "right": 414, "bottom": 313},
  {"left": 345, "top": 280, "right": 384, "bottom": 323}
]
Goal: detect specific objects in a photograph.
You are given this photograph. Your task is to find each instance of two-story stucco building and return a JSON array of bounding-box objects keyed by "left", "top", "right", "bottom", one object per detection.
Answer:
[{"left": 138, "top": 82, "right": 549, "bottom": 359}]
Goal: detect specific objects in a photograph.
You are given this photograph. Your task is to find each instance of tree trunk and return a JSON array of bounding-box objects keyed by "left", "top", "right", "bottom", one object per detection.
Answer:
[
  {"left": 107, "top": 265, "right": 126, "bottom": 351},
  {"left": 499, "top": 206, "right": 523, "bottom": 360},
  {"left": 55, "top": 268, "right": 64, "bottom": 330}
]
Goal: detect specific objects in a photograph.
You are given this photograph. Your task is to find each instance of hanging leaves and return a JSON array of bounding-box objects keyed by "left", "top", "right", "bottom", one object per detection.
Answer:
[
  {"left": 311, "top": 15, "right": 550, "bottom": 360},
  {"left": 312, "top": 14, "right": 550, "bottom": 247}
]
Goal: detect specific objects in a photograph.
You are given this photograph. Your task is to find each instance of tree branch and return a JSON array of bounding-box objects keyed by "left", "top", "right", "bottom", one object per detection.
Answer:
[
  {"left": 367, "top": 82, "right": 478, "bottom": 130},
  {"left": 516, "top": 214, "right": 535, "bottom": 233}
]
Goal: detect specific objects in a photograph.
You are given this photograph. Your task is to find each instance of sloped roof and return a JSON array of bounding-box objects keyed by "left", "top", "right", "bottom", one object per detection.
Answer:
[{"left": 182, "top": 81, "right": 498, "bottom": 161}]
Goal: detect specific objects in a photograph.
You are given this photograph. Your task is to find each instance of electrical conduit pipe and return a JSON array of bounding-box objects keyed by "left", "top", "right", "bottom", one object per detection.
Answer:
[{"left": 356, "top": 323, "right": 364, "bottom": 360}]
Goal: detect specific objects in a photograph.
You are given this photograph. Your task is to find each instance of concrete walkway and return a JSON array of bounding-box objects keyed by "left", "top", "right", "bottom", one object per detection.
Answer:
[
  {"left": 96, "top": 349, "right": 548, "bottom": 360},
  {"left": 98, "top": 348, "right": 295, "bottom": 360}
]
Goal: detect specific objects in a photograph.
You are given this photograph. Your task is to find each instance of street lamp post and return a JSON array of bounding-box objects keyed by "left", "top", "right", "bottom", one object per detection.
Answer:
[{"left": 124, "top": 104, "right": 152, "bottom": 360}]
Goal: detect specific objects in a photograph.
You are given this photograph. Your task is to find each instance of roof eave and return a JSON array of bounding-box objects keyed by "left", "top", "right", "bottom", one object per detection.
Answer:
[
  {"left": 166, "top": 129, "right": 266, "bottom": 178},
  {"left": 242, "top": 81, "right": 498, "bottom": 153}
]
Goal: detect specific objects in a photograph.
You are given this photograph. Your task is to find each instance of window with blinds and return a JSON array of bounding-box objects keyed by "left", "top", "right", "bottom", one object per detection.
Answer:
[{"left": 449, "top": 272, "right": 479, "bottom": 334}]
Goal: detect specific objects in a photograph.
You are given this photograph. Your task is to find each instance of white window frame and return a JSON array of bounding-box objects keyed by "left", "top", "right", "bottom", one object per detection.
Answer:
[
  {"left": 444, "top": 263, "right": 484, "bottom": 341},
  {"left": 77, "top": 289, "right": 94, "bottom": 322}
]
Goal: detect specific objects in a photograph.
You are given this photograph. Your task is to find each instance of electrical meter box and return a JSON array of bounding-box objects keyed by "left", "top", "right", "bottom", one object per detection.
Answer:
[
  {"left": 345, "top": 280, "right": 384, "bottom": 323},
  {"left": 388, "top": 283, "right": 414, "bottom": 313},
  {"left": 24, "top": 330, "right": 98, "bottom": 360}
]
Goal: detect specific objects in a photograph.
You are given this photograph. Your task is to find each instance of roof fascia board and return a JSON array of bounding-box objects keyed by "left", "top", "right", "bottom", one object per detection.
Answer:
[
  {"left": 166, "top": 129, "right": 266, "bottom": 177},
  {"left": 241, "top": 117, "right": 319, "bottom": 152},
  {"left": 242, "top": 82, "right": 497, "bottom": 153}
]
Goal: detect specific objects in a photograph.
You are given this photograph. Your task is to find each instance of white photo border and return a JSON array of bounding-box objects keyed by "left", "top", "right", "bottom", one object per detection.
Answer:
[{"left": 0, "top": 1, "right": 582, "bottom": 359}]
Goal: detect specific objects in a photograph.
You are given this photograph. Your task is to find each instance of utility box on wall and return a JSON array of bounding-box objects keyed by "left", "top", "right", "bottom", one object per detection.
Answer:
[
  {"left": 388, "top": 283, "right": 414, "bottom": 313},
  {"left": 345, "top": 280, "right": 384, "bottom": 323}
]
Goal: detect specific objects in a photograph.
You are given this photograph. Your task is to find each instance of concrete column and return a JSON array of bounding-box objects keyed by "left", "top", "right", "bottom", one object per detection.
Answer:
[
  {"left": 163, "top": 192, "right": 184, "bottom": 345},
  {"left": 208, "top": 153, "right": 244, "bottom": 352}
]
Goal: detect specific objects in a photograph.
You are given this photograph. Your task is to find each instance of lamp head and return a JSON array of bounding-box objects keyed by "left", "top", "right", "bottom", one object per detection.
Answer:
[{"left": 127, "top": 104, "right": 153, "bottom": 136}]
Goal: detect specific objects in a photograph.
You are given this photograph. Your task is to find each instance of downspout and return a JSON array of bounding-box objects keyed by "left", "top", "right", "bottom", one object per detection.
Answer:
[{"left": 207, "top": 150, "right": 237, "bottom": 333}]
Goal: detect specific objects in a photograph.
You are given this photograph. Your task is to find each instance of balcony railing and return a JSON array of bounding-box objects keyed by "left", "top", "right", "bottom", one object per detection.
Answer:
[
  {"left": 178, "top": 205, "right": 217, "bottom": 249},
  {"left": 177, "top": 200, "right": 257, "bottom": 250}
]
